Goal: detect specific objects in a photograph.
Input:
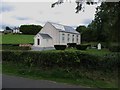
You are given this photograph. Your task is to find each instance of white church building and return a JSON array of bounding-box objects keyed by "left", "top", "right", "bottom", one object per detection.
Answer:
[{"left": 34, "top": 22, "right": 81, "bottom": 47}]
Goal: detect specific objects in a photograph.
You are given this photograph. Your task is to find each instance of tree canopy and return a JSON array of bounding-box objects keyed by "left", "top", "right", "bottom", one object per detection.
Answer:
[
  {"left": 51, "top": 0, "right": 101, "bottom": 13},
  {"left": 5, "top": 26, "right": 12, "bottom": 30},
  {"left": 76, "top": 2, "right": 120, "bottom": 45},
  {"left": 19, "top": 25, "right": 43, "bottom": 35},
  {"left": 90, "top": 2, "right": 120, "bottom": 43}
]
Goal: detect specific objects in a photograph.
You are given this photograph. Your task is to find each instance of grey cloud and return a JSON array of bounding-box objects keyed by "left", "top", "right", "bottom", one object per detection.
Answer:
[
  {"left": 14, "top": 16, "right": 31, "bottom": 20},
  {"left": 53, "top": 12, "right": 62, "bottom": 15},
  {"left": 0, "top": 3, "right": 14, "bottom": 13},
  {"left": 82, "top": 19, "right": 92, "bottom": 25},
  {"left": 36, "top": 20, "right": 60, "bottom": 24},
  {"left": 39, "top": 11, "right": 43, "bottom": 14},
  {"left": 71, "top": 26, "right": 77, "bottom": 29},
  {"left": 36, "top": 20, "right": 46, "bottom": 24}
]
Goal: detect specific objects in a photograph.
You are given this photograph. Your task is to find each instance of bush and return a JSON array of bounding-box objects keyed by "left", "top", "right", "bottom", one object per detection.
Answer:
[
  {"left": 109, "top": 45, "right": 120, "bottom": 52},
  {"left": 67, "top": 43, "right": 76, "bottom": 48},
  {"left": 54, "top": 45, "right": 66, "bottom": 50},
  {"left": 2, "top": 50, "right": 119, "bottom": 72},
  {"left": 76, "top": 45, "right": 88, "bottom": 50},
  {"left": 2, "top": 44, "right": 31, "bottom": 50}
]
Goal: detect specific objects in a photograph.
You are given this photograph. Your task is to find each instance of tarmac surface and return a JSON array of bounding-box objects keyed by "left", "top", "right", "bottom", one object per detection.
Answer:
[{"left": 2, "top": 74, "right": 82, "bottom": 88}]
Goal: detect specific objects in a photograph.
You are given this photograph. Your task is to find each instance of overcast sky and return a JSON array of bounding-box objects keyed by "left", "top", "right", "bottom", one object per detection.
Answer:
[{"left": 0, "top": 0, "right": 100, "bottom": 30}]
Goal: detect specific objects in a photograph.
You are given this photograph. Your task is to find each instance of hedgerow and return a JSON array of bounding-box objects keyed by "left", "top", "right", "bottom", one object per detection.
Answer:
[
  {"left": 54, "top": 45, "right": 66, "bottom": 50},
  {"left": 2, "top": 50, "right": 119, "bottom": 72}
]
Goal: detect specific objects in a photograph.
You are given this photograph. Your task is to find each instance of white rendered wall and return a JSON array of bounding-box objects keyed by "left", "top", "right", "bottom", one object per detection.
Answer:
[{"left": 40, "top": 22, "right": 60, "bottom": 45}]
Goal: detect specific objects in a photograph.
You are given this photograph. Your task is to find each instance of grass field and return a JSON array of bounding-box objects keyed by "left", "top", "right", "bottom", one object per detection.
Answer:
[{"left": 0, "top": 34, "right": 34, "bottom": 44}]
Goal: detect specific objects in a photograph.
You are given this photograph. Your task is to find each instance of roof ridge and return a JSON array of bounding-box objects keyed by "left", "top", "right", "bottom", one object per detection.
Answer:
[
  {"left": 47, "top": 22, "right": 79, "bottom": 34},
  {"left": 47, "top": 21, "right": 70, "bottom": 27}
]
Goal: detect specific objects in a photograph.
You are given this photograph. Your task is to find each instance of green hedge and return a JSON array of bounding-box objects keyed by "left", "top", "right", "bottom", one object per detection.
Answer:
[
  {"left": 76, "top": 45, "right": 88, "bottom": 50},
  {"left": 2, "top": 45, "right": 31, "bottom": 50},
  {"left": 54, "top": 45, "right": 66, "bottom": 50},
  {"left": 2, "top": 51, "right": 119, "bottom": 72},
  {"left": 67, "top": 43, "right": 77, "bottom": 48}
]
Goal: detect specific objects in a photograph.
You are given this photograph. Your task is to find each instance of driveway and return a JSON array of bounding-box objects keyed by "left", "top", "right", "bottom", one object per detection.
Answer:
[
  {"left": 31, "top": 46, "right": 55, "bottom": 51},
  {"left": 2, "top": 74, "right": 83, "bottom": 88}
]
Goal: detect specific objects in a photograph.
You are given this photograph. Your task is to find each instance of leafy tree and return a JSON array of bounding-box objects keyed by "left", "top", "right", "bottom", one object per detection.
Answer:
[
  {"left": 5, "top": 26, "right": 12, "bottom": 30},
  {"left": 76, "top": 25, "right": 94, "bottom": 42},
  {"left": 86, "top": 2, "right": 120, "bottom": 44},
  {"left": 51, "top": 0, "right": 101, "bottom": 13},
  {"left": 76, "top": 25, "right": 87, "bottom": 33},
  {"left": 19, "top": 25, "right": 43, "bottom": 35},
  {"left": 94, "top": 2, "right": 120, "bottom": 43}
]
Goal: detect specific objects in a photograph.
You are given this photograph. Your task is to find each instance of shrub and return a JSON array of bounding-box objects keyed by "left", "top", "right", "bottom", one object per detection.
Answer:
[
  {"left": 2, "top": 50, "right": 119, "bottom": 72},
  {"left": 54, "top": 45, "right": 66, "bottom": 50},
  {"left": 2, "top": 44, "right": 31, "bottom": 50},
  {"left": 109, "top": 45, "right": 120, "bottom": 52},
  {"left": 76, "top": 44, "right": 88, "bottom": 50},
  {"left": 67, "top": 43, "right": 76, "bottom": 48}
]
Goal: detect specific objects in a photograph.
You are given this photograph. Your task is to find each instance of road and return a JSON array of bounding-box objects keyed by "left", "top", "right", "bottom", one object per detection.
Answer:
[{"left": 2, "top": 74, "right": 83, "bottom": 88}]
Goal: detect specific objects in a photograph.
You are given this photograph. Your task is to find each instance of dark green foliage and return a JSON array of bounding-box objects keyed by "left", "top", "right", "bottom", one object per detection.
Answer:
[
  {"left": 76, "top": 26, "right": 87, "bottom": 33},
  {"left": 5, "top": 26, "right": 12, "bottom": 30},
  {"left": 76, "top": 26, "right": 93, "bottom": 42},
  {"left": 67, "top": 43, "right": 76, "bottom": 48},
  {"left": 88, "top": 2, "right": 120, "bottom": 43},
  {"left": 109, "top": 45, "right": 120, "bottom": 52},
  {"left": 1, "top": 44, "right": 31, "bottom": 50},
  {"left": 76, "top": 2, "right": 120, "bottom": 44},
  {"left": 19, "top": 25, "right": 42, "bottom": 35},
  {"left": 2, "top": 50, "right": 119, "bottom": 72},
  {"left": 76, "top": 45, "right": 88, "bottom": 50},
  {"left": 54, "top": 45, "right": 66, "bottom": 50}
]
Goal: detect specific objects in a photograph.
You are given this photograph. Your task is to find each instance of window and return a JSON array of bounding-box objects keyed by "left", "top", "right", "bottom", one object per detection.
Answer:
[
  {"left": 76, "top": 35, "right": 79, "bottom": 43},
  {"left": 67, "top": 34, "right": 70, "bottom": 42},
  {"left": 62, "top": 33, "right": 65, "bottom": 43},
  {"left": 72, "top": 35, "right": 74, "bottom": 43},
  {"left": 37, "top": 38, "right": 40, "bottom": 45}
]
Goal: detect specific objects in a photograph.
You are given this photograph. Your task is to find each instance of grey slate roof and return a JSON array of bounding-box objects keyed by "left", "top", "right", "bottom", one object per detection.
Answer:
[
  {"left": 64, "top": 26, "right": 79, "bottom": 34},
  {"left": 39, "top": 33, "right": 52, "bottom": 39},
  {"left": 49, "top": 22, "right": 79, "bottom": 34}
]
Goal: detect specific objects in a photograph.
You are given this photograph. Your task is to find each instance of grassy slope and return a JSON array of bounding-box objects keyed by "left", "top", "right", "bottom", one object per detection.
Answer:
[
  {"left": 2, "top": 49, "right": 119, "bottom": 88},
  {"left": 1, "top": 34, "right": 34, "bottom": 44},
  {"left": 2, "top": 62, "right": 118, "bottom": 88}
]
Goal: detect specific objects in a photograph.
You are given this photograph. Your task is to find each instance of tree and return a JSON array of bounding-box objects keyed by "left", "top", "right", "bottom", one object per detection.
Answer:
[
  {"left": 51, "top": 0, "right": 101, "bottom": 13},
  {"left": 93, "top": 2, "right": 120, "bottom": 43},
  {"left": 5, "top": 26, "right": 12, "bottom": 30},
  {"left": 76, "top": 25, "right": 94, "bottom": 42},
  {"left": 19, "top": 25, "right": 43, "bottom": 35},
  {"left": 76, "top": 25, "right": 87, "bottom": 33},
  {"left": 86, "top": 1, "right": 120, "bottom": 48}
]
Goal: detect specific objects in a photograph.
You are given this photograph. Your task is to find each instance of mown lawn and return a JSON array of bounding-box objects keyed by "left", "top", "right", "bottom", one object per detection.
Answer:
[
  {"left": 60, "top": 48, "right": 112, "bottom": 56},
  {"left": 0, "top": 34, "right": 34, "bottom": 44},
  {"left": 80, "top": 49, "right": 112, "bottom": 56}
]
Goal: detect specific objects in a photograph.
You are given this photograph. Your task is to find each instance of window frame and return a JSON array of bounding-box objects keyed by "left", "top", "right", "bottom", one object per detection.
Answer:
[
  {"left": 72, "top": 34, "right": 74, "bottom": 43},
  {"left": 62, "top": 33, "right": 65, "bottom": 43}
]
